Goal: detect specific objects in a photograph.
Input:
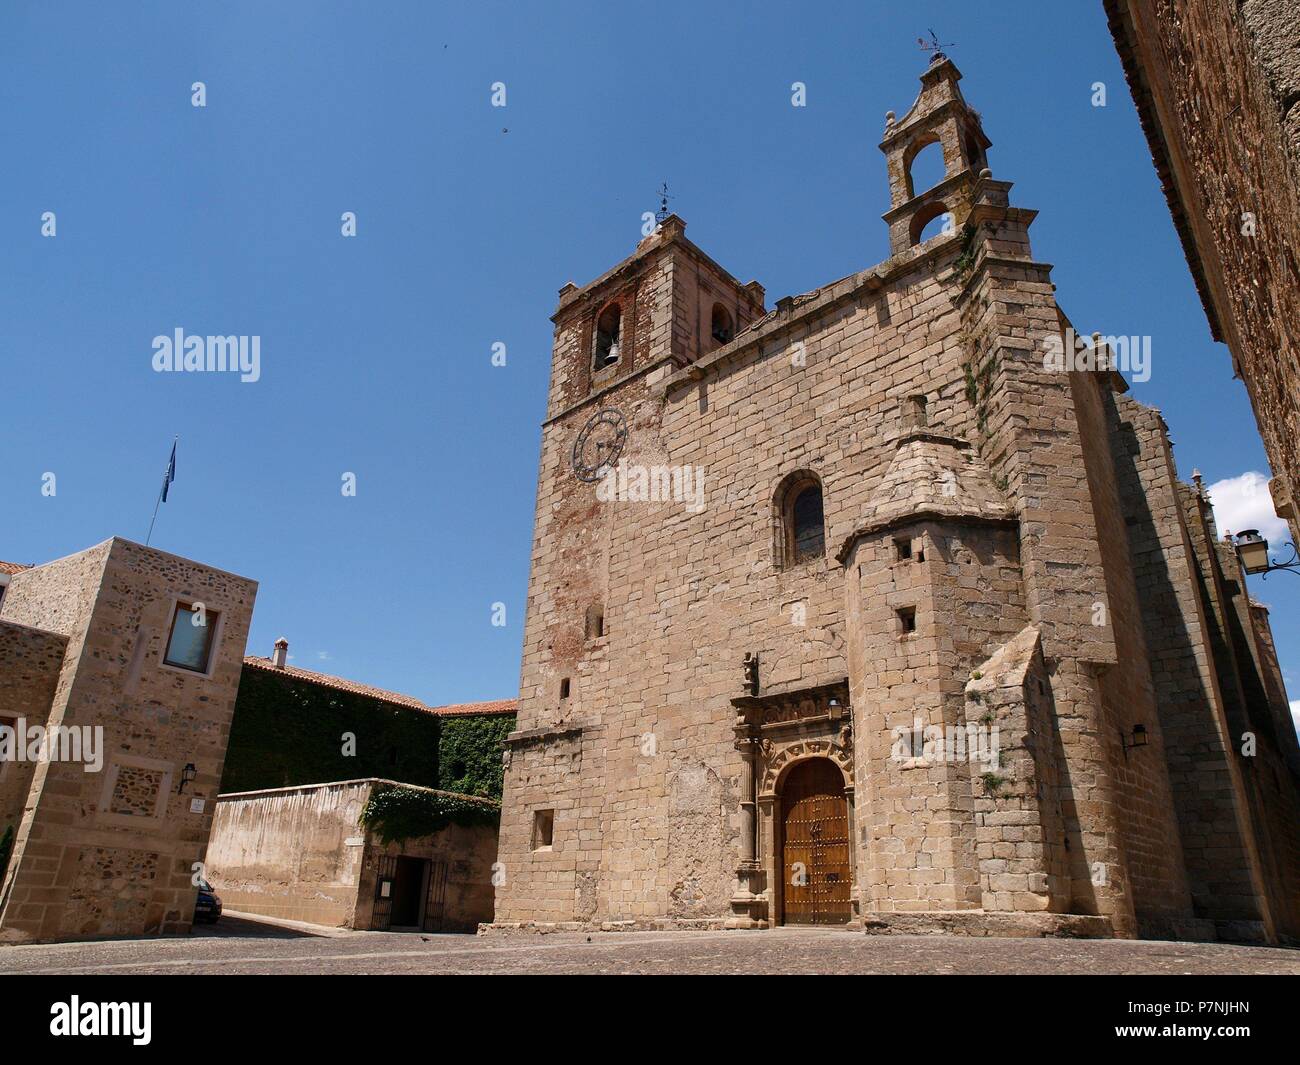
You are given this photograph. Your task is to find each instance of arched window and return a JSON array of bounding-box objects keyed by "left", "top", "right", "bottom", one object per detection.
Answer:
[
  {"left": 710, "top": 303, "right": 734, "bottom": 347},
  {"left": 776, "top": 472, "right": 825, "bottom": 567},
  {"left": 594, "top": 303, "right": 621, "bottom": 370},
  {"left": 791, "top": 484, "right": 825, "bottom": 561}
]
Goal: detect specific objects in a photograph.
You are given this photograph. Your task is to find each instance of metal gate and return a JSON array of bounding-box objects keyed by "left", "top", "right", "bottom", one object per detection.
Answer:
[
  {"left": 372, "top": 854, "right": 398, "bottom": 931},
  {"left": 422, "top": 860, "right": 448, "bottom": 932}
]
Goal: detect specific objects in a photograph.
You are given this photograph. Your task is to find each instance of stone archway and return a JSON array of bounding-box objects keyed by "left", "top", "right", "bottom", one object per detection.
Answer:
[{"left": 777, "top": 757, "right": 853, "bottom": 925}]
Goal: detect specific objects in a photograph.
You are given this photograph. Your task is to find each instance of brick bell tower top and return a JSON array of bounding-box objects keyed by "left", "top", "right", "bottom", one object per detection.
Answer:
[{"left": 879, "top": 57, "right": 993, "bottom": 255}]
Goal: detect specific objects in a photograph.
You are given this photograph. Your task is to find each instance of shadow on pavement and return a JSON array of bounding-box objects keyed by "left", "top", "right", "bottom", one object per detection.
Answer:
[{"left": 191, "top": 914, "right": 327, "bottom": 940}]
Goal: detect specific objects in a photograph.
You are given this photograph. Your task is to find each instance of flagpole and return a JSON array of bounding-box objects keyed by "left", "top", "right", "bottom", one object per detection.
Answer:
[
  {"left": 146, "top": 436, "right": 178, "bottom": 546},
  {"left": 144, "top": 483, "right": 165, "bottom": 546}
]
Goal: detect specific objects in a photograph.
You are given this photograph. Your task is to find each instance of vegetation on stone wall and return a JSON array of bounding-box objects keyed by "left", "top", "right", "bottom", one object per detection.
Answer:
[
  {"left": 437, "top": 714, "right": 514, "bottom": 800},
  {"left": 952, "top": 221, "right": 979, "bottom": 276},
  {"left": 221, "top": 667, "right": 442, "bottom": 793},
  {"left": 359, "top": 784, "right": 500, "bottom": 844}
]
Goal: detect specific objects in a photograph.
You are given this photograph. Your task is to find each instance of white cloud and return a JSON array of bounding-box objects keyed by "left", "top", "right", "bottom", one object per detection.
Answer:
[
  {"left": 1206, "top": 471, "right": 1288, "bottom": 545},
  {"left": 316, "top": 650, "right": 332, "bottom": 661},
  {"left": 1291, "top": 700, "right": 1300, "bottom": 737}
]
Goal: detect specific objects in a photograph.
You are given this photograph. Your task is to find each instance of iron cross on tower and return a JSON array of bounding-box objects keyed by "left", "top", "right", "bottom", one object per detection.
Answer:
[{"left": 655, "top": 182, "right": 673, "bottom": 224}]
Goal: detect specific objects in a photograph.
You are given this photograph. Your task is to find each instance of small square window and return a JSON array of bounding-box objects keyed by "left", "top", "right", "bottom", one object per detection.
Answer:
[
  {"left": 532, "top": 809, "right": 555, "bottom": 850},
  {"left": 895, "top": 538, "right": 912, "bottom": 561},
  {"left": 903, "top": 725, "right": 926, "bottom": 760},
  {"left": 897, "top": 606, "right": 917, "bottom": 635},
  {"left": 906, "top": 394, "right": 929, "bottom": 428},
  {"left": 164, "top": 602, "right": 218, "bottom": 673}
]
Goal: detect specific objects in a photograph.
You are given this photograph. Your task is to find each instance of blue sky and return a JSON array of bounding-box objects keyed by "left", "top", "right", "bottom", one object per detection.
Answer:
[{"left": 2, "top": 1, "right": 1295, "bottom": 724}]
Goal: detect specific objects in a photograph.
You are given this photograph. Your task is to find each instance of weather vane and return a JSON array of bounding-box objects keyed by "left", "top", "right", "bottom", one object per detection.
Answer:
[
  {"left": 655, "top": 182, "right": 673, "bottom": 224},
  {"left": 917, "top": 29, "right": 955, "bottom": 64}
]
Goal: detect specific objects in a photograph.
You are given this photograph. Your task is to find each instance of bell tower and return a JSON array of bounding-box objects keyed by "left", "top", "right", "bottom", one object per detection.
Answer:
[{"left": 879, "top": 56, "right": 992, "bottom": 255}]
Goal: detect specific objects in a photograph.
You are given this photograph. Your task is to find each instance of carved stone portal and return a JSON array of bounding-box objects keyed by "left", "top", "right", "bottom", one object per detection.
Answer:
[{"left": 725, "top": 680, "right": 855, "bottom": 928}]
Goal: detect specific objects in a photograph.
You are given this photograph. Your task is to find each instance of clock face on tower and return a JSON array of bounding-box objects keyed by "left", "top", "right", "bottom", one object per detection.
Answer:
[{"left": 571, "top": 408, "right": 627, "bottom": 482}]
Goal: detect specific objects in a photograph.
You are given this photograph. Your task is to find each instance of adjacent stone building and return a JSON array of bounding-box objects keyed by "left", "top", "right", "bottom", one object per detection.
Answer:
[
  {"left": 203, "top": 646, "right": 514, "bottom": 931},
  {"left": 1104, "top": 0, "right": 1300, "bottom": 541},
  {"left": 0, "top": 538, "right": 256, "bottom": 942},
  {"left": 490, "top": 59, "right": 1300, "bottom": 942},
  {"left": 0, "top": 547, "right": 514, "bottom": 942}
]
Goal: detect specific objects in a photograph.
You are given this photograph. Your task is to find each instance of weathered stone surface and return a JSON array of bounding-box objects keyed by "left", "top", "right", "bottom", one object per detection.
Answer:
[
  {"left": 1105, "top": 0, "right": 1300, "bottom": 543},
  {"left": 490, "top": 59, "right": 1300, "bottom": 945},
  {"left": 0, "top": 539, "right": 256, "bottom": 943}
]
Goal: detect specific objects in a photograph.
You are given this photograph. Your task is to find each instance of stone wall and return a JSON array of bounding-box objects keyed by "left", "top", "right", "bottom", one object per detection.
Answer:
[
  {"left": 1105, "top": 0, "right": 1300, "bottom": 538},
  {"left": 207, "top": 779, "right": 499, "bottom": 932},
  {"left": 0, "top": 621, "right": 67, "bottom": 841},
  {"left": 1071, "top": 370, "right": 1196, "bottom": 936},
  {"left": 1110, "top": 397, "right": 1271, "bottom": 937},
  {"left": 206, "top": 781, "right": 369, "bottom": 926},
  {"left": 0, "top": 538, "right": 256, "bottom": 942},
  {"left": 496, "top": 212, "right": 989, "bottom": 926}
]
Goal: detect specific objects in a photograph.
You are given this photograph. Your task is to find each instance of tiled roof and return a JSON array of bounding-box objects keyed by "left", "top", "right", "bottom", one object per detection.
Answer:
[
  {"left": 242, "top": 655, "right": 517, "bottom": 719},
  {"left": 430, "top": 698, "right": 518, "bottom": 718},
  {"left": 0, "top": 561, "right": 30, "bottom": 575}
]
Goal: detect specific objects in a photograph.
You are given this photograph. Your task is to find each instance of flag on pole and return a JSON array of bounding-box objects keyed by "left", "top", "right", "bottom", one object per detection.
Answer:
[
  {"left": 161, "top": 440, "right": 177, "bottom": 502},
  {"left": 146, "top": 437, "right": 177, "bottom": 546}
]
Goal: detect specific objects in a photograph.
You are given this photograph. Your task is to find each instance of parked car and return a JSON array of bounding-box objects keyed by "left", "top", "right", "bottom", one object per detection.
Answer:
[{"left": 193, "top": 879, "right": 222, "bottom": 924}]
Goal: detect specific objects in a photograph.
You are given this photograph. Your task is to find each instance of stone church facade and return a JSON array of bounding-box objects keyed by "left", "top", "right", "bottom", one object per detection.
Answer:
[{"left": 491, "top": 60, "right": 1300, "bottom": 942}]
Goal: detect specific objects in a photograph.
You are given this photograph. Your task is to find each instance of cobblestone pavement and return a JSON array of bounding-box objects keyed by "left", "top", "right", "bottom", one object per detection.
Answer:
[{"left": 0, "top": 915, "right": 1296, "bottom": 975}]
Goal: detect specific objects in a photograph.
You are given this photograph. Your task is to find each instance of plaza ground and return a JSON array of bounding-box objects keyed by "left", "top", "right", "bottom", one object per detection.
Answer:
[{"left": 0, "top": 912, "right": 1296, "bottom": 975}]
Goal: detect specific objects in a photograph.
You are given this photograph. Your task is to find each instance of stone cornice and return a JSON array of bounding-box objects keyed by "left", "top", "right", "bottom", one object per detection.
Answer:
[{"left": 835, "top": 510, "right": 1020, "bottom": 565}]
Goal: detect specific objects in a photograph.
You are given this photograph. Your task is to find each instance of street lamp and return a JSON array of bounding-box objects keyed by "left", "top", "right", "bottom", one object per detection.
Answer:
[{"left": 1232, "top": 529, "right": 1300, "bottom": 577}]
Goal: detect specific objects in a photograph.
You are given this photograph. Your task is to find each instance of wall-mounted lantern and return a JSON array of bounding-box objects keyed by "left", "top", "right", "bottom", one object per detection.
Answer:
[
  {"left": 1232, "top": 529, "right": 1300, "bottom": 577},
  {"left": 178, "top": 762, "right": 197, "bottom": 793},
  {"left": 1119, "top": 724, "right": 1148, "bottom": 759}
]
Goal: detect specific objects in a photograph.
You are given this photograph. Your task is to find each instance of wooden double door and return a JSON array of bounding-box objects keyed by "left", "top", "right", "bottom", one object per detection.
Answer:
[{"left": 780, "top": 758, "right": 852, "bottom": 925}]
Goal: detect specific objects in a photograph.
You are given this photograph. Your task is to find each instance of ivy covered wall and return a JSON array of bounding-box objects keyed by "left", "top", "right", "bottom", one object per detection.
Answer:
[
  {"left": 220, "top": 666, "right": 516, "bottom": 799},
  {"left": 221, "top": 667, "right": 441, "bottom": 793},
  {"left": 438, "top": 714, "right": 515, "bottom": 800}
]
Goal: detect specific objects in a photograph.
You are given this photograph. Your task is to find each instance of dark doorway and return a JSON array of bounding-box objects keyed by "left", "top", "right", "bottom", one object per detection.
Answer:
[{"left": 389, "top": 856, "right": 426, "bottom": 928}]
